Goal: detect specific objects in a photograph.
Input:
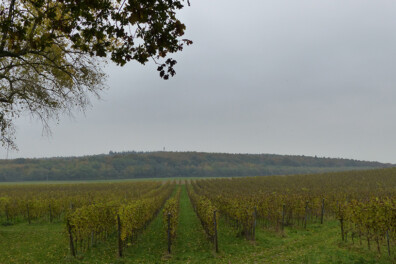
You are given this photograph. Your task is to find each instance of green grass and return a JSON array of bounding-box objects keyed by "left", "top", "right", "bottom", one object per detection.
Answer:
[
  {"left": 215, "top": 219, "right": 395, "bottom": 264},
  {"left": 0, "top": 222, "right": 70, "bottom": 263},
  {"left": 0, "top": 185, "right": 395, "bottom": 263}
]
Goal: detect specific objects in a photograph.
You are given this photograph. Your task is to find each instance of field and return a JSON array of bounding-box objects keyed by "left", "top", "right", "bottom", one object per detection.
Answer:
[{"left": 0, "top": 169, "right": 395, "bottom": 263}]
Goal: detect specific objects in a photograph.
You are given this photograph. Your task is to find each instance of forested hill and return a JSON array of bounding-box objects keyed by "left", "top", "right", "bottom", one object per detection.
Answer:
[{"left": 0, "top": 151, "right": 392, "bottom": 182}]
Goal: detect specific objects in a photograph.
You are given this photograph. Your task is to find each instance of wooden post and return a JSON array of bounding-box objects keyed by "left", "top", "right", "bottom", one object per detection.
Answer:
[
  {"left": 338, "top": 204, "right": 344, "bottom": 241},
  {"left": 5, "top": 204, "right": 9, "bottom": 222},
  {"left": 49, "top": 204, "right": 52, "bottom": 223},
  {"left": 26, "top": 204, "right": 31, "bottom": 224},
  {"left": 117, "top": 214, "right": 123, "bottom": 257},
  {"left": 213, "top": 210, "right": 218, "bottom": 253},
  {"left": 252, "top": 207, "right": 257, "bottom": 241},
  {"left": 304, "top": 201, "right": 308, "bottom": 229},
  {"left": 67, "top": 219, "right": 76, "bottom": 257},
  {"left": 340, "top": 218, "right": 344, "bottom": 241},
  {"left": 320, "top": 198, "right": 325, "bottom": 224},
  {"left": 281, "top": 204, "right": 285, "bottom": 231},
  {"left": 386, "top": 230, "right": 391, "bottom": 256},
  {"left": 367, "top": 229, "right": 371, "bottom": 250},
  {"left": 359, "top": 231, "right": 362, "bottom": 245},
  {"left": 167, "top": 213, "right": 171, "bottom": 254},
  {"left": 91, "top": 231, "right": 94, "bottom": 248}
]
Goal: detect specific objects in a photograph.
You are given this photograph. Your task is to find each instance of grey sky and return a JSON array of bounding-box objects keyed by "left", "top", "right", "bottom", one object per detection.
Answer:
[{"left": 2, "top": 0, "right": 396, "bottom": 163}]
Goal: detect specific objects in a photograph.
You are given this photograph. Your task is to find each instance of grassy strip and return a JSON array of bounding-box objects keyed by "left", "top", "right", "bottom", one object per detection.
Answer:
[{"left": 170, "top": 185, "right": 214, "bottom": 263}]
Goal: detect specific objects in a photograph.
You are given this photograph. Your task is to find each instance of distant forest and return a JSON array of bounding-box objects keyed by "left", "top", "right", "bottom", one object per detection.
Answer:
[{"left": 0, "top": 151, "right": 392, "bottom": 182}]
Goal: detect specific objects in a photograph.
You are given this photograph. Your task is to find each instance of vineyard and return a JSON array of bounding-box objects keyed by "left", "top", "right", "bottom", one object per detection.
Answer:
[{"left": 0, "top": 168, "right": 395, "bottom": 263}]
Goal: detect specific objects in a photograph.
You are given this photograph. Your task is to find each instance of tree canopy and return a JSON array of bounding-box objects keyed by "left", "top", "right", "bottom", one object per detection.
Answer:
[{"left": 0, "top": 0, "right": 192, "bottom": 149}]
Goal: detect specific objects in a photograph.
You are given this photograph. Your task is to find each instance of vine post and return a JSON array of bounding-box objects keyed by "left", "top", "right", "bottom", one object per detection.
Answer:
[
  {"left": 367, "top": 229, "right": 371, "bottom": 250},
  {"left": 281, "top": 204, "right": 286, "bottom": 231},
  {"left": 386, "top": 230, "right": 391, "bottom": 256},
  {"left": 252, "top": 207, "right": 257, "bottom": 241},
  {"left": 320, "top": 198, "right": 325, "bottom": 224},
  {"left": 49, "top": 204, "right": 52, "bottom": 223},
  {"left": 91, "top": 231, "right": 94, "bottom": 248},
  {"left": 5, "top": 204, "right": 9, "bottom": 221},
  {"left": 213, "top": 210, "right": 218, "bottom": 253},
  {"left": 304, "top": 201, "right": 309, "bottom": 229},
  {"left": 167, "top": 213, "right": 171, "bottom": 254},
  {"left": 340, "top": 218, "right": 344, "bottom": 241},
  {"left": 117, "top": 214, "right": 123, "bottom": 257},
  {"left": 67, "top": 218, "right": 76, "bottom": 257},
  {"left": 26, "top": 204, "right": 31, "bottom": 224},
  {"left": 338, "top": 204, "right": 344, "bottom": 241}
]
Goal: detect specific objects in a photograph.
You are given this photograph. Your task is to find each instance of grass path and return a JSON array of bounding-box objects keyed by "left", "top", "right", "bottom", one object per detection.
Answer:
[
  {"left": 170, "top": 184, "right": 215, "bottom": 263},
  {"left": 121, "top": 202, "right": 169, "bottom": 263}
]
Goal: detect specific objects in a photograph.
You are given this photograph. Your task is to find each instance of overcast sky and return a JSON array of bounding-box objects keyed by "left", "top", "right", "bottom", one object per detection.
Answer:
[{"left": 2, "top": 0, "right": 396, "bottom": 163}]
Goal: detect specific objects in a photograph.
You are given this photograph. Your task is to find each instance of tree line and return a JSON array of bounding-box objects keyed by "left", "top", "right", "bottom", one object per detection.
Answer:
[{"left": 0, "top": 151, "right": 392, "bottom": 182}]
